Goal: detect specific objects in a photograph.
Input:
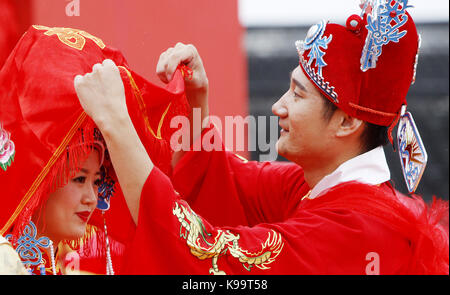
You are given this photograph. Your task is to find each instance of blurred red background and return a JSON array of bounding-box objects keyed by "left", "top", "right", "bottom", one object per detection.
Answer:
[{"left": 0, "top": 0, "right": 248, "bottom": 155}]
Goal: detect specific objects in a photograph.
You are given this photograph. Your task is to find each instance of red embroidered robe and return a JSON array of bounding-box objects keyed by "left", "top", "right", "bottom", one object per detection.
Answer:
[{"left": 114, "top": 128, "right": 448, "bottom": 275}]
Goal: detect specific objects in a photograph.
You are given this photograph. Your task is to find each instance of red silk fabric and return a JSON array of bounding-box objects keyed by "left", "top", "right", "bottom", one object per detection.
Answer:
[
  {"left": 116, "top": 127, "right": 448, "bottom": 274},
  {"left": 0, "top": 25, "right": 189, "bottom": 273}
]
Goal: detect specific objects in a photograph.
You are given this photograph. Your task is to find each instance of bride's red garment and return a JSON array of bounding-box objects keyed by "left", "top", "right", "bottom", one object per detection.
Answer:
[
  {"left": 0, "top": 0, "right": 19, "bottom": 68},
  {"left": 0, "top": 25, "right": 189, "bottom": 274}
]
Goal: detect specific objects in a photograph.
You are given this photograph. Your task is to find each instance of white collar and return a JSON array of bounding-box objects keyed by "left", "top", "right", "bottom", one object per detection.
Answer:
[{"left": 309, "top": 146, "right": 391, "bottom": 199}]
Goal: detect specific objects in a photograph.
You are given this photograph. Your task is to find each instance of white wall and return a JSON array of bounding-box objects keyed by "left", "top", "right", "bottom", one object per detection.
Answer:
[{"left": 239, "top": 0, "right": 450, "bottom": 27}]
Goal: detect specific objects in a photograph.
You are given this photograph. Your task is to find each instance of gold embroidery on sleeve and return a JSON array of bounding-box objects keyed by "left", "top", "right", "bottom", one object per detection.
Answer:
[{"left": 173, "top": 200, "right": 284, "bottom": 275}]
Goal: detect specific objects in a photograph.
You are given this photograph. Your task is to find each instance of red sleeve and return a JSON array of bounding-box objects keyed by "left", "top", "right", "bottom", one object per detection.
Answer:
[
  {"left": 171, "top": 126, "right": 310, "bottom": 227},
  {"left": 120, "top": 167, "right": 413, "bottom": 275}
]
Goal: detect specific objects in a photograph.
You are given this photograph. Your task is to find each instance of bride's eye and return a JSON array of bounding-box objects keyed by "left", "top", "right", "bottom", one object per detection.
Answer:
[{"left": 73, "top": 176, "right": 86, "bottom": 184}]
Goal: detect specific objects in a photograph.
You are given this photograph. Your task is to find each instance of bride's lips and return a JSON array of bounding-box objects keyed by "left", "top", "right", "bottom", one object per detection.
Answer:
[{"left": 76, "top": 211, "right": 91, "bottom": 222}]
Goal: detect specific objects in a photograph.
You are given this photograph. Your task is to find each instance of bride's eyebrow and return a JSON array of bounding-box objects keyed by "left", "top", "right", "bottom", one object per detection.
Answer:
[{"left": 78, "top": 168, "right": 101, "bottom": 175}]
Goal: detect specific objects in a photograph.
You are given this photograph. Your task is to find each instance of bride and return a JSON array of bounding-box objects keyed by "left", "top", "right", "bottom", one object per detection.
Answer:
[{"left": 0, "top": 25, "right": 188, "bottom": 275}]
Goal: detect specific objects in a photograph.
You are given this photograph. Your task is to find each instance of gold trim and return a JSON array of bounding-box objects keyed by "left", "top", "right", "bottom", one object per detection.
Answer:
[
  {"left": 119, "top": 66, "right": 171, "bottom": 140},
  {"left": 301, "top": 190, "right": 312, "bottom": 201},
  {"left": 234, "top": 154, "right": 249, "bottom": 163},
  {"left": 157, "top": 103, "right": 172, "bottom": 139},
  {"left": 1, "top": 112, "right": 87, "bottom": 235}
]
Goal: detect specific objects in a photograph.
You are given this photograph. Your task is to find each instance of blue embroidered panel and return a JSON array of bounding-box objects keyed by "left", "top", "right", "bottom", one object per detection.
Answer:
[
  {"left": 397, "top": 112, "right": 428, "bottom": 193},
  {"left": 5, "top": 221, "right": 50, "bottom": 266},
  {"left": 361, "top": 0, "right": 411, "bottom": 71}
]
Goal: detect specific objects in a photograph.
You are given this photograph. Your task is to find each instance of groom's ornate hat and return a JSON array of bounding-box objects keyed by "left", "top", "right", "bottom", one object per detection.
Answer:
[{"left": 296, "top": 0, "right": 426, "bottom": 193}]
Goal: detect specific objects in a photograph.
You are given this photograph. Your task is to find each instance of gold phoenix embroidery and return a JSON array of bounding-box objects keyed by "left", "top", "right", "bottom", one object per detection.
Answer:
[
  {"left": 173, "top": 200, "right": 284, "bottom": 275},
  {"left": 32, "top": 25, "right": 106, "bottom": 51}
]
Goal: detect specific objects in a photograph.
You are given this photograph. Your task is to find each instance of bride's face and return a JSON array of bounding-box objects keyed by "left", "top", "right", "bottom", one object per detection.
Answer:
[{"left": 37, "top": 150, "right": 101, "bottom": 242}]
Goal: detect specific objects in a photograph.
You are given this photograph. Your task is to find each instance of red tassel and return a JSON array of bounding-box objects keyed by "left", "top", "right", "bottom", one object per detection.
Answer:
[
  {"left": 179, "top": 64, "right": 193, "bottom": 81},
  {"left": 388, "top": 111, "right": 402, "bottom": 150},
  {"left": 7, "top": 119, "right": 101, "bottom": 242}
]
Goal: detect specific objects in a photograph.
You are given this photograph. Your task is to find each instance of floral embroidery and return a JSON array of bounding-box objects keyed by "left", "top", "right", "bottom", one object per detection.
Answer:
[{"left": 0, "top": 125, "right": 15, "bottom": 171}]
